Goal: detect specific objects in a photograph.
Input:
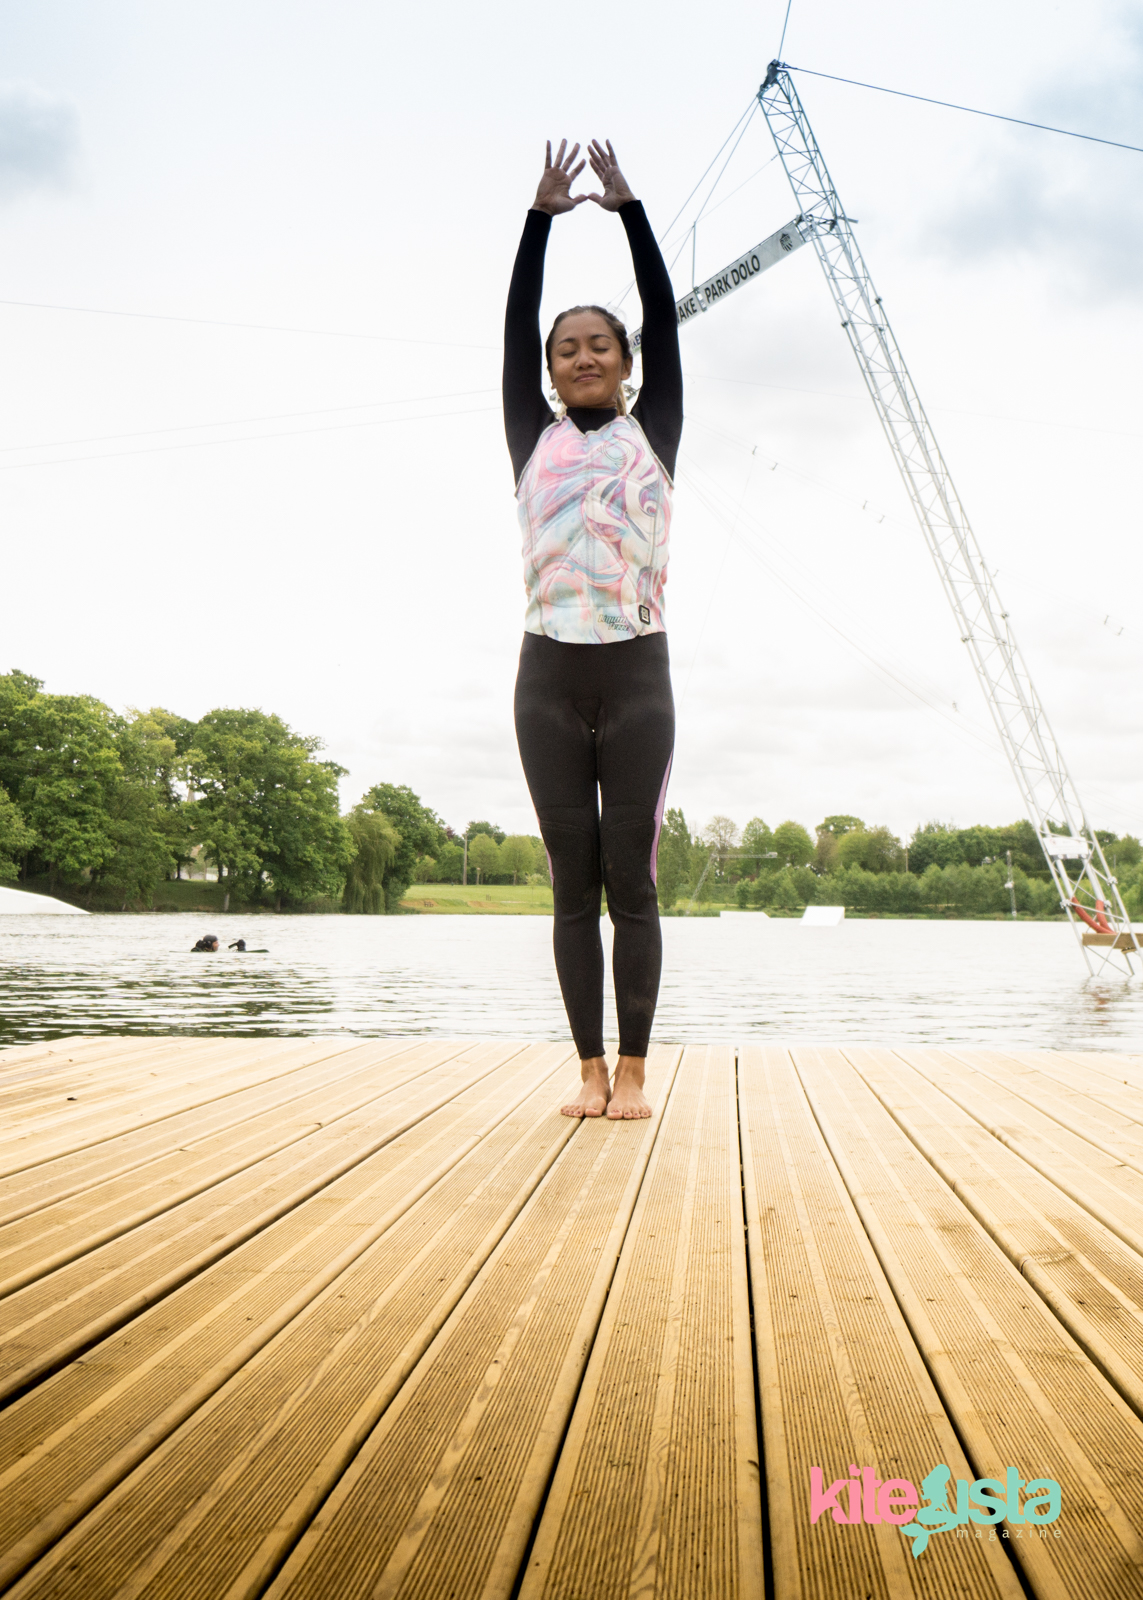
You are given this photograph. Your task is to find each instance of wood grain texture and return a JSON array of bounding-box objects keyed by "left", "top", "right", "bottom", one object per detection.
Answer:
[{"left": 2, "top": 1037, "right": 1143, "bottom": 1599}]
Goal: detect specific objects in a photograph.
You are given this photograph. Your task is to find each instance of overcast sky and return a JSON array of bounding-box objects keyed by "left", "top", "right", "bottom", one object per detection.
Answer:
[{"left": 2, "top": 0, "right": 1141, "bottom": 846}]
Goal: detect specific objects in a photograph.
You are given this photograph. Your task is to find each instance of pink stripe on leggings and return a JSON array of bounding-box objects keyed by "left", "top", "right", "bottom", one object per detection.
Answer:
[{"left": 649, "top": 754, "right": 673, "bottom": 886}]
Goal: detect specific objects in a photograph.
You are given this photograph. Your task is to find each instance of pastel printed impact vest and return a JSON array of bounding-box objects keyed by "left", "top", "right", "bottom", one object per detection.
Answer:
[{"left": 516, "top": 414, "right": 672, "bottom": 644}]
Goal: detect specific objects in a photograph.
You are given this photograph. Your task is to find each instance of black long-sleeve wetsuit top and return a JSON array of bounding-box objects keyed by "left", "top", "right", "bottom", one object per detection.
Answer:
[{"left": 502, "top": 202, "right": 683, "bottom": 486}]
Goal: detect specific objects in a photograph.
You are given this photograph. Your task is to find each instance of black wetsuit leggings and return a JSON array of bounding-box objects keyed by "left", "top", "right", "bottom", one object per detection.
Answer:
[{"left": 514, "top": 631, "right": 675, "bottom": 1060}]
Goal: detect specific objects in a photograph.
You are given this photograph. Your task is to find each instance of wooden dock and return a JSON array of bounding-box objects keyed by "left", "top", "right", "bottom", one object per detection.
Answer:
[{"left": 3, "top": 1035, "right": 1143, "bottom": 1598}]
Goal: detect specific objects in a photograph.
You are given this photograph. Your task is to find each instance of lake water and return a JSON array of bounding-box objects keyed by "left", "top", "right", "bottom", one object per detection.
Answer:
[{"left": 2, "top": 913, "right": 1142, "bottom": 1053}]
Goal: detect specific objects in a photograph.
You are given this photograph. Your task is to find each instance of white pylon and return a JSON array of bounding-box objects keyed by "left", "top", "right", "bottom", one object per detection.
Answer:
[{"left": 757, "top": 60, "right": 1138, "bottom": 975}]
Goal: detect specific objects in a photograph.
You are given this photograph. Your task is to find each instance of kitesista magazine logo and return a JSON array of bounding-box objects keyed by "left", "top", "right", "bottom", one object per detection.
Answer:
[{"left": 810, "top": 1463, "right": 1062, "bottom": 1558}]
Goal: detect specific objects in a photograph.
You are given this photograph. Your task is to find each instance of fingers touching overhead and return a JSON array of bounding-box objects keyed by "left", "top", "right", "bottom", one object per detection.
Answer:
[{"left": 533, "top": 140, "right": 634, "bottom": 215}]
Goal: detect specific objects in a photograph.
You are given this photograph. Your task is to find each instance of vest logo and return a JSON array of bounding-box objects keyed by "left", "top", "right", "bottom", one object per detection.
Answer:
[
  {"left": 810, "top": 1464, "right": 1062, "bottom": 1558},
  {"left": 638, "top": 604, "right": 651, "bottom": 625},
  {"left": 601, "top": 614, "right": 634, "bottom": 632}
]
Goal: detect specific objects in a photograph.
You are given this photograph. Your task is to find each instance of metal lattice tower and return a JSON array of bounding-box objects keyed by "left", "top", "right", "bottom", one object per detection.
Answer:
[{"left": 756, "top": 61, "right": 1138, "bottom": 975}]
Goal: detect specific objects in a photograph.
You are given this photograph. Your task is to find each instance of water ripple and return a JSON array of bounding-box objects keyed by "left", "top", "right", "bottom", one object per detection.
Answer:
[{"left": 1, "top": 914, "right": 1141, "bottom": 1051}]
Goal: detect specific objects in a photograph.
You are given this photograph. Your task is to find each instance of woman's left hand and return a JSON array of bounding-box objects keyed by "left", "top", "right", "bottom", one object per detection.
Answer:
[{"left": 586, "top": 140, "right": 637, "bottom": 211}]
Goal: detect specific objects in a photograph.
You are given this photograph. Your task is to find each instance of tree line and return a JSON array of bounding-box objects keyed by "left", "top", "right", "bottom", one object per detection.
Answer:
[
  {"left": 0, "top": 670, "right": 546, "bottom": 913},
  {"left": 655, "top": 811, "right": 1143, "bottom": 918},
  {"left": 4, "top": 669, "right": 1138, "bottom": 918}
]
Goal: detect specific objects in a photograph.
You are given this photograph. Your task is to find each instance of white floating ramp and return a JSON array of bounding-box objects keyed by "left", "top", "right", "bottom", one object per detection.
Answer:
[
  {"left": 801, "top": 904, "right": 845, "bottom": 925},
  {"left": 0, "top": 886, "right": 88, "bottom": 915}
]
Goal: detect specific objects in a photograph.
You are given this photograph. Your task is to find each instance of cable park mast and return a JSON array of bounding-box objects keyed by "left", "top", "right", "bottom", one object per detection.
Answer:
[{"left": 637, "top": 64, "right": 1138, "bottom": 974}]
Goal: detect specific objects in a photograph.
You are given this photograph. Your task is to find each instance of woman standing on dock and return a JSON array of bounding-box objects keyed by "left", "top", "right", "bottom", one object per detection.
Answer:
[{"left": 504, "top": 139, "right": 682, "bottom": 1120}]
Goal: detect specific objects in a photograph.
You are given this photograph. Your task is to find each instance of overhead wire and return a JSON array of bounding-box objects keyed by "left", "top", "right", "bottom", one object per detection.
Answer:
[
  {"left": 785, "top": 64, "right": 1143, "bottom": 157},
  {"left": 612, "top": 98, "right": 759, "bottom": 310},
  {"left": 0, "top": 388, "right": 498, "bottom": 458},
  {"left": 685, "top": 404, "right": 1132, "bottom": 636},
  {"left": 695, "top": 154, "right": 779, "bottom": 220},
  {"left": 0, "top": 401, "right": 500, "bottom": 472},
  {"left": 685, "top": 369, "right": 1143, "bottom": 443},
  {"left": 680, "top": 417, "right": 1043, "bottom": 751},
  {"left": 676, "top": 448, "right": 1008, "bottom": 763},
  {"left": 0, "top": 297, "right": 499, "bottom": 351},
  {"left": 776, "top": 0, "right": 795, "bottom": 60},
  {"left": 680, "top": 419, "right": 1141, "bottom": 829}
]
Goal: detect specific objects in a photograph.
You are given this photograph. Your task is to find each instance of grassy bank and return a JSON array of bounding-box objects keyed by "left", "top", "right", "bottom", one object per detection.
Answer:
[
  {"left": 12, "top": 878, "right": 342, "bottom": 914},
  {"left": 400, "top": 883, "right": 555, "bottom": 914},
  {"left": 9, "top": 877, "right": 1070, "bottom": 920}
]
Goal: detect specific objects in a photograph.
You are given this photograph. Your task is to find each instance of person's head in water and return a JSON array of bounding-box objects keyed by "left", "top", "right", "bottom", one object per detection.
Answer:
[
  {"left": 192, "top": 934, "right": 219, "bottom": 952},
  {"left": 545, "top": 305, "right": 632, "bottom": 415}
]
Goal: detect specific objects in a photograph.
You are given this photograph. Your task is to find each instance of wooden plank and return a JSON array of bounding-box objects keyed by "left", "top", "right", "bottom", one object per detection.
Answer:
[
  {"left": 0, "top": 1042, "right": 526, "bottom": 1401},
  {"left": 0, "top": 1040, "right": 483, "bottom": 1296},
  {"left": 794, "top": 1046, "right": 1143, "bottom": 1599},
  {"left": 0, "top": 1038, "right": 376, "bottom": 1175},
  {"left": 738, "top": 1044, "right": 1022, "bottom": 1600},
  {"left": 0, "top": 1039, "right": 443, "bottom": 1230},
  {"left": 0, "top": 1038, "right": 166, "bottom": 1075},
  {"left": 1023, "top": 1050, "right": 1143, "bottom": 1128},
  {"left": 0, "top": 1042, "right": 570, "bottom": 1591},
  {"left": 1081, "top": 933, "right": 1141, "bottom": 951},
  {"left": 3, "top": 1043, "right": 593, "bottom": 1598},
  {"left": 0, "top": 1037, "right": 313, "bottom": 1113},
  {"left": 0, "top": 1039, "right": 266, "bottom": 1124},
  {"left": 512, "top": 1045, "right": 761, "bottom": 1600},
  {"left": 257, "top": 1045, "right": 685, "bottom": 1600},
  {"left": 939, "top": 1048, "right": 1143, "bottom": 1172},
  {"left": 850, "top": 1047, "right": 1143, "bottom": 1421},
  {"left": 903, "top": 1049, "right": 1143, "bottom": 1257}
]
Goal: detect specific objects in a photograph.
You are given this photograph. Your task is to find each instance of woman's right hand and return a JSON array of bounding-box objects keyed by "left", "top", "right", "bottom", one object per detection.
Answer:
[{"left": 532, "top": 140, "right": 588, "bottom": 216}]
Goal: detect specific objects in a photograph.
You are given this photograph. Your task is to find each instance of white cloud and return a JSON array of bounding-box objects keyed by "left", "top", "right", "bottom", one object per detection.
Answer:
[
  {"left": 0, "top": 82, "right": 80, "bottom": 201},
  {"left": 915, "top": 19, "right": 1143, "bottom": 302}
]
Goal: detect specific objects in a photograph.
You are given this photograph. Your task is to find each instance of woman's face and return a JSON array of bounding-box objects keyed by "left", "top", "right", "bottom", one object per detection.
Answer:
[{"left": 549, "top": 311, "right": 632, "bottom": 411}]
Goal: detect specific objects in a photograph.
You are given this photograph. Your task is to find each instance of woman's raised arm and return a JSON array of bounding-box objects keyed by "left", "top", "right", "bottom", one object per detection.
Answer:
[
  {"left": 503, "top": 142, "right": 587, "bottom": 482},
  {"left": 587, "top": 141, "right": 683, "bottom": 479}
]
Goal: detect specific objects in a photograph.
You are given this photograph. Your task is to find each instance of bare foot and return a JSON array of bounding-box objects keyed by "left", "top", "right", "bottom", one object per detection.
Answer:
[
  {"left": 607, "top": 1055, "right": 652, "bottom": 1119},
  {"left": 562, "top": 1057, "right": 611, "bottom": 1117}
]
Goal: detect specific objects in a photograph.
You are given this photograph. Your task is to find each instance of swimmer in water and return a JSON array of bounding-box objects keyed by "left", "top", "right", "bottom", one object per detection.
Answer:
[
  {"left": 191, "top": 934, "right": 220, "bottom": 952},
  {"left": 504, "top": 140, "right": 682, "bottom": 1120}
]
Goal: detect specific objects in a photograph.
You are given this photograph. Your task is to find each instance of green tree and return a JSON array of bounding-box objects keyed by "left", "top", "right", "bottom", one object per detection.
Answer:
[
  {"left": 358, "top": 782, "right": 447, "bottom": 911},
  {"left": 187, "top": 709, "right": 353, "bottom": 909},
  {"left": 434, "top": 841, "right": 466, "bottom": 883},
  {"left": 465, "top": 820, "right": 506, "bottom": 845},
  {"left": 906, "top": 822, "right": 965, "bottom": 874},
  {"left": 0, "top": 671, "right": 121, "bottom": 886},
  {"left": 412, "top": 855, "right": 437, "bottom": 883},
  {"left": 772, "top": 820, "right": 814, "bottom": 868},
  {"left": 740, "top": 816, "right": 775, "bottom": 874},
  {"left": 528, "top": 835, "right": 551, "bottom": 886},
  {"left": 343, "top": 810, "right": 401, "bottom": 913},
  {"left": 656, "top": 807, "right": 693, "bottom": 911},
  {"left": 131, "top": 707, "right": 198, "bottom": 880},
  {"left": 817, "top": 814, "right": 864, "bottom": 837},
  {"left": 835, "top": 825, "right": 904, "bottom": 874},
  {"left": 700, "top": 815, "right": 742, "bottom": 882},
  {"left": 0, "top": 786, "right": 36, "bottom": 879},
  {"left": 1102, "top": 833, "right": 1142, "bottom": 871},
  {"left": 91, "top": 708, "right": 185, "bottom": 908},
  {"left": 500, "top": 835, "right": 535, "bottom": 885},
  {"left": 468, "top": 832, "right": 501, "bottom": 884}
]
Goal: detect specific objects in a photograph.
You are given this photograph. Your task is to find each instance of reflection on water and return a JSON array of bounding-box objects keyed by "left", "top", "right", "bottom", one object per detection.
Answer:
[{"left": 1, "top": 914, "right": 1141, "bottom": 1051}]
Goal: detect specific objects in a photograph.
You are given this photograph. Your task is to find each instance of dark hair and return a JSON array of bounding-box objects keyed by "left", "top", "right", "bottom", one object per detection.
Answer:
[{"left": 544, "top": 304, "right": 632, "bottom": 377}]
